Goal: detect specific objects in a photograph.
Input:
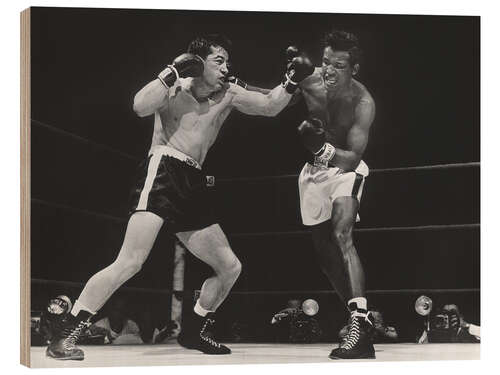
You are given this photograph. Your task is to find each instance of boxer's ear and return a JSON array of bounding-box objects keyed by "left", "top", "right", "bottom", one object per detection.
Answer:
[{"left": 352, "top": 63, "right": 360, "bottom": 76}]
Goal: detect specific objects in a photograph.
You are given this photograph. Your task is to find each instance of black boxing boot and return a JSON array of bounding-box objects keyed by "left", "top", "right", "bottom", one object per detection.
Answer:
[
  {"left": 329, "top": 304, "right": 375, "bottom": 360},
  {"left": 178, "top": 312, "right": 231, "bottom": 355},
  {"left": 46, "top": 310, "right": 93, "bottom": 360}
]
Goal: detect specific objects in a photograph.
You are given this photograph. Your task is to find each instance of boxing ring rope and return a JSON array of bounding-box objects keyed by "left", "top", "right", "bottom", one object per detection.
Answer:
[
  {"left": 30, "top": 278, "right": 479, "bottom": 296},
  {"left": 31, "top": 119, "right": 140, "bottom": 162},
  {"left": 217, "top": 162, "right": 480, "bottom": 184},
  {"left": 229, "top": 223, "right": 479, "bottom": 239},
  {"left": 31, "top": 118, "right": 480, "bottom": 242},
  {"left": 30, "top": 119, "right": 480, "bottom": 308},
  {"left": 30, "top": 118, "right": 480, "bottom": 237},
  {"left": 32, "top": 117, "right": 479, "bottom": 179},
  {"left": 31, "top": 197, "right": 479, "bottom": 236},
  {"left": 32, "top": 198, "right": 127, "bottom": 224}
]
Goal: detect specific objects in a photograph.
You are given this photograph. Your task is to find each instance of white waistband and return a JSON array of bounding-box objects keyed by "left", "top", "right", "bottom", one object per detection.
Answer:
[{"left": 149, "top": 145, "right": 201, "bottom": 170}]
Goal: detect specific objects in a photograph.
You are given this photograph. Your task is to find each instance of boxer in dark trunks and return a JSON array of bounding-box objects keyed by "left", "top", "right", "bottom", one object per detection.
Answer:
[{"left": 46, "top": 34, "right": 313, "bottom": 360}]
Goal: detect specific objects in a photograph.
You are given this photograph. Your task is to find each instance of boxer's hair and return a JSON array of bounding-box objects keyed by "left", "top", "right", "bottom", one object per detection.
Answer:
[
  {"left": 323, "top": 29, "right": 362, "bottom": 67},
  {"left": 187, "top": 34, "right": 232, "bottom": 59}
]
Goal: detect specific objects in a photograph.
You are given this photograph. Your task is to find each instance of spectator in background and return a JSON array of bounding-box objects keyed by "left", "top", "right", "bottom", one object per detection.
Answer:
[
  {"left": 417, "top": 303, "right": 480, "bottom": 343},
  {"left": 87, "top": 297, "right": 143, "bottom": 345},
  {"left": 271, "top": 299, "right": 322, "bottom": 343},
  {"left": 442, "top": 304, "right": 480, "bottom": 342},
  {"left": 230, "top": 321, "right": 250, "bottom": 342},
  {"left": 271, "top": 299, "right": 302, "bottom": 325}
]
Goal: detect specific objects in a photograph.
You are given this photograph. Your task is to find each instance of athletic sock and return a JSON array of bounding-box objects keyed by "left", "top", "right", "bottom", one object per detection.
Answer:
[
  {"left": 348, "top": 297, "right": 368, "bottom": 312},
  {"left": 70, "top": 299, "right": 96, "bottom": 317},
  {"left": 194, "top": 299, "right": 213, "bottom": 317}
]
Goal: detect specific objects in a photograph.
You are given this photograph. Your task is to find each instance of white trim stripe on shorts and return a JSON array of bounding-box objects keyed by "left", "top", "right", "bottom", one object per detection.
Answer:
[{"left": 137, "top": 152, "right": 163, "bottom": 211}]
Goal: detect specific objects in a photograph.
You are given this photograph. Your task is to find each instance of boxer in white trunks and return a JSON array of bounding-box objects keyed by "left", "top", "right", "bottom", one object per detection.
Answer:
[{"left": 290, "top": 29, "right": 376, "bottom": 359}]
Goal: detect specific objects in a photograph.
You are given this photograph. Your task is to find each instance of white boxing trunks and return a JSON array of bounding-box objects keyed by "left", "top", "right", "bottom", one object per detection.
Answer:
[{"left": 298, "top": 160, "right": 369, "bottom": 226}]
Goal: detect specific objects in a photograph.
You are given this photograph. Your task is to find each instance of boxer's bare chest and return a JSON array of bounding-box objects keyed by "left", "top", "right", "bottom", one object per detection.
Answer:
[
  {"left": 152, "top": 85, "right": 234, "bottom": 162},
  {"left": 301, "top": 78, "right": 358, "bottom": 148},
  {"left": 160, "top": 87, "right": 232, "bottom": 133}
]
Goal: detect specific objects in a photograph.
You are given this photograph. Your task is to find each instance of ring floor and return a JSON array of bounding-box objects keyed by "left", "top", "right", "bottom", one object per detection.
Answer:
[{"left": 30, "top": 342, "right": 480, "bottom": 368}]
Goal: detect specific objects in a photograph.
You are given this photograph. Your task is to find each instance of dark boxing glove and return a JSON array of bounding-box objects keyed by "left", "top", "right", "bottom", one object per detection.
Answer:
[
  {"left": 286, "top": 45, "right": 301, "bottom": 68},
  {"left": 282, "top": 46, "right": 314, "bottom": 93},
  {"left": 298, "top": 118, "right": 336, "bottom": 168},
  {"left": 157, "top": 53, "right": 204, "bottom": 88}
]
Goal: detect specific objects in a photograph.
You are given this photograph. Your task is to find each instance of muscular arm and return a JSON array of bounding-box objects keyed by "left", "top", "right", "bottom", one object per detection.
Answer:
[
  {"left": 133, "top": 79, "right": 169, "bottom": 117},
  {"left": 231, "top": 83, "right": 292, "bottom": 117},
  {"left": 243, "top": 83, "right": 302, "bottom": 106},
  {"left": 329, "top": 98, "right": 375, "bottom": 171},
  {"left": 246, "top": 84, "right": 271, "bottom": 95}
]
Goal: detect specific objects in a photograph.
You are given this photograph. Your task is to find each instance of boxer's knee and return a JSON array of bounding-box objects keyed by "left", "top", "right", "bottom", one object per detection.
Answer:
[
  {"left": 331, "top": 225, "right": 354, "bottom": 254},
  {"left": 220, "top": 257, "right": 242, "bottom": 285},
  {"left": 114, "top": 249, "right": 146, "bottom": 278}
]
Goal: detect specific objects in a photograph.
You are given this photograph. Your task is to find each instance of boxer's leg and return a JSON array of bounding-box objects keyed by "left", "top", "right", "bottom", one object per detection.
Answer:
[
  {"left": 76, "top": 211, "right": 164, "bottom": 313},
  {"left": 47, "top": 212, "right": 163, "bottom": 360},
  {"left": 176, "top": 224, "right": 240, "bottom": 354},
  {"left": 319, "top": 197, "right": 373, "bottom": 359},
  {"left": 177, "top": 224, "right": 241, "bottom": 312},
  {"left": 311, "top": 196, "right": 365, "bottom": 303}
]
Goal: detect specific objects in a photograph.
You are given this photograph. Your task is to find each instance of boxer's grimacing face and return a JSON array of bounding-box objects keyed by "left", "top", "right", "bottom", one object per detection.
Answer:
[
  {"left": 202, "top": 45, "right": 230, "bottom": 91},
  {"left": 321, "top": 46, "right": 358, "bottom": 90}
]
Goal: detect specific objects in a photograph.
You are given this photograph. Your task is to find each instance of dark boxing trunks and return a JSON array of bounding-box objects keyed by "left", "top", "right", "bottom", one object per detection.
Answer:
[{"left": 129, "top": 145, "right": 217, "bottom": 233}]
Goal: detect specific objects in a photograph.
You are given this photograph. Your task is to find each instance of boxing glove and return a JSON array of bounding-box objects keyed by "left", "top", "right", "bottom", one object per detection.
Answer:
[
  {"left": 282, "top": 46, "right": 314, "bottom": 93},
  {"left": 286, "top": 45, "right": 301, "bottom": 68},
  {"left": 298, "top": 118, "right": 336, "bottom": 167},
  {"left": 158, "top": 53, "right": 204, "bottom": 88}
]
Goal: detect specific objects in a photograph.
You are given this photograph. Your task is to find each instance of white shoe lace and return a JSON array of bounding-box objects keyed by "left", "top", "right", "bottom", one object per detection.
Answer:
[
  {"left": 200, "top": 317, "right": 221, "bottom": 348},
  {"left": 341, "top": 311, "right": 369, "bottom": 350},
  {"left": 62, "top": 320, "right": 91, "bottom": 351}
]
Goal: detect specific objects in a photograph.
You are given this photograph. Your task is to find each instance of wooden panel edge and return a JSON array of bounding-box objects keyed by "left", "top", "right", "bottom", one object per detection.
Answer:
[{"left": 20, "top": 7, "right": 31, "bottom": 368}]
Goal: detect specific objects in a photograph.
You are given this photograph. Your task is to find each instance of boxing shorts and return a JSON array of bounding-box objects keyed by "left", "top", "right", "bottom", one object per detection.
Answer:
[
  {"left": 298, "top": 160, "right": 369, "bottom": 226},
  {"left": 129, "top": 145, "right": 217, "bottom": 233}
]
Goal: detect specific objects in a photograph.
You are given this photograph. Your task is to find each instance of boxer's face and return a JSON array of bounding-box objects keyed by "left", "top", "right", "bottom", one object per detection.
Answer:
[
  {"left": 203, "top": 45, "right": 230, "bottom": 91},
  {"left": 321, "top": 47, "right": 358, "bottom": 90}
]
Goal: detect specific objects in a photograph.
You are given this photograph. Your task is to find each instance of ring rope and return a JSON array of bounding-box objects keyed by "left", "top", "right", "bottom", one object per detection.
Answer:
[
  {"left": 217, "top": 162, "right": 479, "bottom": 184},
  {"left": 32, "top": 118, "right": 477, "bottom": 180},
  {"left": 31, "top": 278, "right": 170, "bottom": 295},
  {"left": 31, "top": 279, "right": 479, "bottom": 296},
  {"left": 229, "top": 223, "right": 479, "bottom": 238},
  {"left": 32, "top": 119, "right": 139, "bottom": 162},
  {"left": 32, "top": 198, "right": 127, "bottom": 224},
  {"left": 32, "top": 198, "right": 478, "bottom": 235}
]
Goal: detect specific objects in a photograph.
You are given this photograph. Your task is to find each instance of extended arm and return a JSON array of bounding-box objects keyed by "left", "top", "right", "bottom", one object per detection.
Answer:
[
  {"left": 230, "top": 52, "right": 313, "bottom": 117},
  {"left": 227, "top": 76, "right": 272, "bottom": 95},
  {"left": 231, "top": 84, "right": 293, "bottom": 117}
]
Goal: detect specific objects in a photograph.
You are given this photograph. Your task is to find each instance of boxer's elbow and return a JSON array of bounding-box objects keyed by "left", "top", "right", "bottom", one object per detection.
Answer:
[
  {"left": 133, "top": 92, "right": 152, "bottom": 117},
  {"left": 346, "top": 158, "right": 362, "bottom": 172},
  {"left": 335, "top": 153, "right": 362, "bottom": 171}
]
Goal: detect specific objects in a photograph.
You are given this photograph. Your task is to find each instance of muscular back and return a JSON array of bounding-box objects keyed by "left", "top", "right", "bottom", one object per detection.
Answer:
[{"left": 299, "top": 68, "right": 374, "bottom": 150}]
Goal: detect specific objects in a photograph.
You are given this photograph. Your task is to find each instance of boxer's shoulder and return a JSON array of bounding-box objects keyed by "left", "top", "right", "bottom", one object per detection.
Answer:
[{"left": 352, "top": 79, "right": 375, "bottom": 106}]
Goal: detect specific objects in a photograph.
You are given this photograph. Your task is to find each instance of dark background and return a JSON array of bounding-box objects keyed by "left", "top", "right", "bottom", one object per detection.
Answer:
[{"left": 30, "top": 7, "right": 480, "bottom": 342}]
